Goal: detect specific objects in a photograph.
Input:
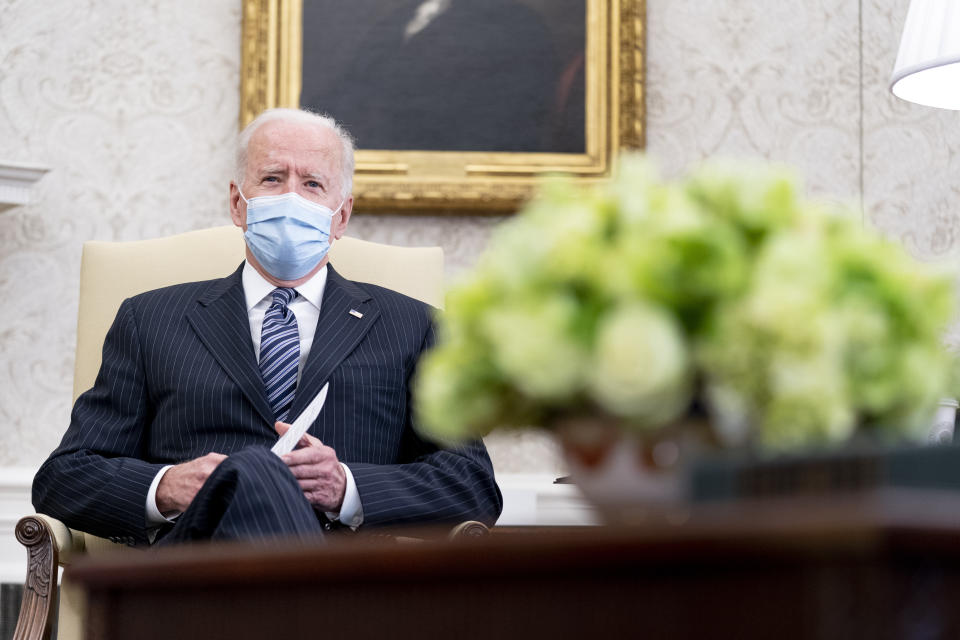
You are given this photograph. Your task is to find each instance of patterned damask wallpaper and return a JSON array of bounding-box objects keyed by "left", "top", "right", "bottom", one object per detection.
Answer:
[{"left": 0, "top": 0, "right": 955, "bottom": 476}]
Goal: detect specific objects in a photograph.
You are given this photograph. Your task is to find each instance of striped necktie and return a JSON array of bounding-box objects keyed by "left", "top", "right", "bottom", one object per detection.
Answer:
[{"left": 259, "top": 287, "right": 300, "bottom": 422}]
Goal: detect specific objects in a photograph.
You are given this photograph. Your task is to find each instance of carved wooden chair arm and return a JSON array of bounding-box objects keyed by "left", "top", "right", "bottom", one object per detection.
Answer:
[
  {"left": 14, "top": 515, "right": 125, "bottom": 640},
  {"left": 448, "top": 520, "right": 490, "bottom": 539},
  {"left": 388, "top": 520, "right": 491, "bottom": 544},
  {"left": 12, "top": 515, "right": 64, "bottom": 640}
]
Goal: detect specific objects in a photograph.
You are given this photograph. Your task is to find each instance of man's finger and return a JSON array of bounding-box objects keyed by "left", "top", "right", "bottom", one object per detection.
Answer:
[
  {"left": 276, "top": 420, "right": 321, "bottom": 449},
  {"left": 297, "top": 432, "right": 323, "bottom": 448},
  {"left": 282, "top": 446, "right": 337, "bottom": 468},
  {"left": 288, "top": 465, "right": 327, "bottom": 482},
  {"left": 282, "top": 447, "right": 322, "bottom": 466}
]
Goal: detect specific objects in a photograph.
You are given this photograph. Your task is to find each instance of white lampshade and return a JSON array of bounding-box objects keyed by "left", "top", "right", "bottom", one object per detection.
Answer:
[{"left": 890, "top": 0, "right": 960, "bottom": 110}]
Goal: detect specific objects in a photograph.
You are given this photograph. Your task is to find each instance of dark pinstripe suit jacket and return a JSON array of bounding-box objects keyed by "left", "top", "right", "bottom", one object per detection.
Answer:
[{"left": 32, "top": 263, "right": 502, "bottom": 544}]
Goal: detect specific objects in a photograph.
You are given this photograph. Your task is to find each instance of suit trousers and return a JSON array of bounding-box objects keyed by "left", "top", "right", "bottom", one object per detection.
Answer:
[{"left": 157, "top": 447, "right": 325, "bottom": 545}]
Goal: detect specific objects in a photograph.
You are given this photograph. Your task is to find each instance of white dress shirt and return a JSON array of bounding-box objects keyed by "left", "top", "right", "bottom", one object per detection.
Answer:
[{"left": 145, "top": 261, "right": 364, "bottom": 532}]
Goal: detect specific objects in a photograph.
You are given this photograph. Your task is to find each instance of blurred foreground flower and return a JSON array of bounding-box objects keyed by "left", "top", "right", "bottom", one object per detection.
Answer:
[{"left": 415, "top": 155, "right": 958, "bottom": 452}]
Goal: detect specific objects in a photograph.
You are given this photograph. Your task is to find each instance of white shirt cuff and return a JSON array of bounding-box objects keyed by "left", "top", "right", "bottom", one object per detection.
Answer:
[
  {"left": 146, "top": 465, "right": 181, "bottom": 527},
  {"left": 325, "top": 462, "right": 363, "bottom": 529}
]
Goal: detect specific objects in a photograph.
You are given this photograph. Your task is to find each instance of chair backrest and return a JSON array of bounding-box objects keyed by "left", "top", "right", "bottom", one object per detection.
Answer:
[{"left": 73, "top": 225, "right": 444, "bottom": 401}]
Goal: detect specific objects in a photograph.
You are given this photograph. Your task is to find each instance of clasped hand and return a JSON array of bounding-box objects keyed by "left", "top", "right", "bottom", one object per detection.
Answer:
[
  {"left": 274, "top": 420, "right": 347, "bottom": 512},
  {"left": 155, "top": 425, "right": 346, "bottom": 516}
]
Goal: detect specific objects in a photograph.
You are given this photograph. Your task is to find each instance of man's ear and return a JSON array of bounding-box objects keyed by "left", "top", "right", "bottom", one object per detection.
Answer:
[
  {"left": 229, "top": 182, "right": 245, "bottom": 229},
  {"left": 332, "top": 196, "right": 353, "bottom": 239}
]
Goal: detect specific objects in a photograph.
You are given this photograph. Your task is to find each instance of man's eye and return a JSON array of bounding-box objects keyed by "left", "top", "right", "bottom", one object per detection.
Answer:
[
  {"left": 263, "top": 176, "right": 279, "bottom": 183},
  {"left": 307, "top": 180, "right": 321, "bottom": 189}
]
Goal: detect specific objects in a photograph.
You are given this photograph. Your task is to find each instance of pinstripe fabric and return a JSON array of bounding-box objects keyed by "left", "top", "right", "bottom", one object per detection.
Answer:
[
  {"left": 157, "top": 447, "right": 323, "bottom": 543},
  {"left": 258, "top": 287, "right": 299, "bottom": 422},
  {"left": 32, "top": 263, "right": 502, "bottom": 544}
]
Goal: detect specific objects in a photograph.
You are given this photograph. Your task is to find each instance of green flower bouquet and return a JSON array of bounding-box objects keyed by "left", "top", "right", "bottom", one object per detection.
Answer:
[{"left": 414, "top": 156, "right": 958, "bottom": 454}]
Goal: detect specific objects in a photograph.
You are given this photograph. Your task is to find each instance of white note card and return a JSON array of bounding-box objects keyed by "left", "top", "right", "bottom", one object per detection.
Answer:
[{"left": 271, "top": 382, "right": 330, "bottom": 456}]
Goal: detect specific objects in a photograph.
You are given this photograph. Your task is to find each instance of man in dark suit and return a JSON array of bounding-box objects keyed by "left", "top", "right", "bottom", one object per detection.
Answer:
[{"left": 32, "top": 108, "right": 502, "bottom": 544}]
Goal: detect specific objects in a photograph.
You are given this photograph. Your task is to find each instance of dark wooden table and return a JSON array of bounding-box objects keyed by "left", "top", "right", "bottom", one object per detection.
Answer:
[{"left": 67, "top": 490, "right": 960, "bottom": 640}]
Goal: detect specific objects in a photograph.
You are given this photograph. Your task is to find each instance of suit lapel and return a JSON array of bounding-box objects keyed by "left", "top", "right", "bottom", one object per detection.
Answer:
[
  {"left": 288, "top": 264, "right": 380, "bottom": 421},
  {"left": 185, "top": 264, "right": 274, "bottom": 427}
]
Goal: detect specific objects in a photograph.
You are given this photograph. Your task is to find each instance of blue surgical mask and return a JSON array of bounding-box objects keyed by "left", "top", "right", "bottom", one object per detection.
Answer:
[{"left": 238, "top": 190, "right": 345, "bottom": 281}]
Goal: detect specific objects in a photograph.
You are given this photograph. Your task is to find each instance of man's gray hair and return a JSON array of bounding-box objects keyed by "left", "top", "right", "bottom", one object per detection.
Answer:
[{"left": 235, "top": 108, "right": 356, "bottom": 198}]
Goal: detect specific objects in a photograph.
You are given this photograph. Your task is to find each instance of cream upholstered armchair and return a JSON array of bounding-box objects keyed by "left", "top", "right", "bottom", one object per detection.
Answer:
[{"left": 13, "top": 226, "right": 485, "bottom": 640}]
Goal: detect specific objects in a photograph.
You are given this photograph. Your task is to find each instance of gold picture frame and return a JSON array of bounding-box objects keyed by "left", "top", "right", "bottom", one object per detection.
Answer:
[{"left": 241, "top": 0, "right": 644, "bottom": 213}]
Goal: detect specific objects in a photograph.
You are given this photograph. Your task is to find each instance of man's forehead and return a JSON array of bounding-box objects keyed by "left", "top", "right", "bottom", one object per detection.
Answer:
[
  {"left": 248, "top": 120, "right": 341, "bottom": 166},
  {"left": 254, "top": 162, "right": 332, "bottom": 179}
]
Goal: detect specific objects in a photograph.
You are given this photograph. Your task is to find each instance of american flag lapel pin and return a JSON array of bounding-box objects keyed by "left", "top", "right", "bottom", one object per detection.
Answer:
[{"left": 349, "top": 309, "right": 364, "bottom": 318}]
